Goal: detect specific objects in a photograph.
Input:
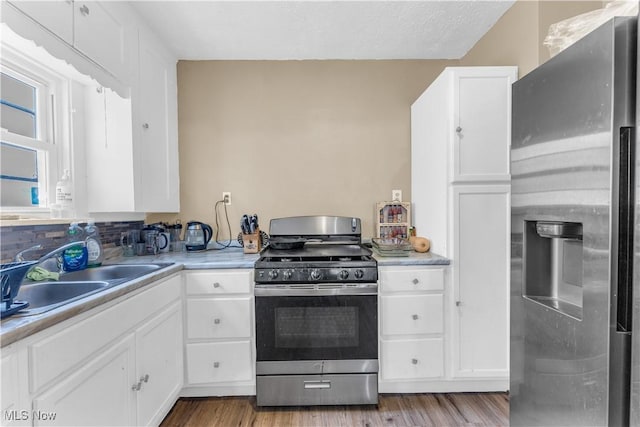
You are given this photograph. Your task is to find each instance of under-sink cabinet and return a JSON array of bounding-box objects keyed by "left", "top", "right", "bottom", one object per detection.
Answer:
[
  {"left": 182, "top": 269, "right": 255, "bottom": 397},
  {"left": 1, "top": 274, "right": 183, "bottom": 427}
]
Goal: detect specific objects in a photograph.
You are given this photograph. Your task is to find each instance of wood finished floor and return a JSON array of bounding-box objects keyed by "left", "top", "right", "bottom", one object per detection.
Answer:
[{"left": 160, "top": 393, "right": 509, "bottom": 427}]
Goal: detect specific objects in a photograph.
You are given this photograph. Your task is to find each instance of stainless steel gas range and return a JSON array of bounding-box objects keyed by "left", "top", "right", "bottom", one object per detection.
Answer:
[{"left": 254, "top": 216, "right": 379, "bottom": 406}]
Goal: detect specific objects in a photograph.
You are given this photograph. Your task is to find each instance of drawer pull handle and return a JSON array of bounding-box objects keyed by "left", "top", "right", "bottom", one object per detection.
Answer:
[
  {"left": 412, "top": 314, "right": 419, "bottom": 320},
  {"left": 412, "top": 278, "right": 419, "bottom": 285},
  {"left": 304, "top": 380, "right": 331, "bottom": 389},
  {"left": 142, "top": 123, "right": 150, "bottom": 130},
  {"left": 214, "top": 362, "right": 220, "bottom": 368},
  {"left": 131, "top": 382, "right": 142, "bottom": 391},
  {"left": 213, "top": 282, "right": 220, "bottom": 288},
  {"left": 412, "top": 358, "right": 419, "bottom": 365},
  {"left": 214, "top": 318, "right": 221, "bottom": 324},
  {"left": 141, "top": 374, "right": 149, "bottom": 383},
  {"left": 456, "top": 301, "right": 462, "bottom": 307}
]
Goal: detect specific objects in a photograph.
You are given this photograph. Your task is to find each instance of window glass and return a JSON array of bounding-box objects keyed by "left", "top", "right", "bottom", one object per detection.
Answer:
[
  {"left": 0, "top": 68, "right": 49, "bottom": 208},
  {"left": 1, "top": 72, "right": 37, "bottom": 138}
]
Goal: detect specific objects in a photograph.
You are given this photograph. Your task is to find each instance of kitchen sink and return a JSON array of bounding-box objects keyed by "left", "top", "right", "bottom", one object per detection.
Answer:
[
  {"left": 13, "top": 262, "right": 174, "bottom": 316},
  {"left": 60, "top": 263, "right": 172, "bottom": 282},
  {"left": 15, "top": 281, "right": 111, "bottom": 315}
]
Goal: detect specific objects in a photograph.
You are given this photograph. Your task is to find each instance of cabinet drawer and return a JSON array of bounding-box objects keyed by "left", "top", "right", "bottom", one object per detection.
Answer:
[
  {"left": 379, "top": 267, "right": 444, "bottom": 292},
  {"left": 185, "top": 270, "right": 252, "bottom": 295},
  {"left": 29, "top": 274, "right": 180, "bottom": 393},
  {"left": 381, "top": 294, "right": 443, "bottom": 336},
  {"left": 186, "top": 341, "right": 253, "bottom": 384},
  {"left": 381, "top": 338, "right": 444, "bottom": 380},
  {"left": 186, "top": 298, "right": 251, "bottom": 339}
]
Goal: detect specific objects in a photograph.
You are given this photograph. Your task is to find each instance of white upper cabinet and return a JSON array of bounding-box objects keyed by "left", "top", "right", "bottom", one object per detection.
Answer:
[
  {"left": 412, "top": 66, "right": 517, "bottom": 186},
  {"left": 73, "top": 1, "right": 131, "bottom": 81},
  {"left": 134, "top": 27, "right": 180, "bottom": 212},
  {"left": 8, "top": 0, "right": 73, "bottom": 44},
  {"left": 452, "top": 68, "right": 514, "bottom": 182}
]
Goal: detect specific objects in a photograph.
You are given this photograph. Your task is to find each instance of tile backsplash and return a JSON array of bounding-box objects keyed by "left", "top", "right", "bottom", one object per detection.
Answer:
[{"left": 1, "top": 221, "right": 144, "bottom": 264}]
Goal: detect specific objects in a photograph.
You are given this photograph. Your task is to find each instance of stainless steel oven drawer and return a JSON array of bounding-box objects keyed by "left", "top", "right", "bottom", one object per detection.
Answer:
[{"left": 256, "top": 374, "right": 378, "bottom": 406}]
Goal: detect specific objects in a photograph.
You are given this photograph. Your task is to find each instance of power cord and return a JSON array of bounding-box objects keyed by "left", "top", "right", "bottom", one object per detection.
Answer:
[{"left": 211, "top": 199, "right": 242, "bottom": 249}]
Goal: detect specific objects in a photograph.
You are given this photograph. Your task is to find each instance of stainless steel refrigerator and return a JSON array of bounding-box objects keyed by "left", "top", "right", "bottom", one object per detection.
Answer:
[{"left": 510, "top": 16, "right": 639, "bottom": 427}]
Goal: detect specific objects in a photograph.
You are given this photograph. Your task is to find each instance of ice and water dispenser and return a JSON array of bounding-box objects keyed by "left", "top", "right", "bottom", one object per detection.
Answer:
[{"left": 523, "top": 221, "right": 584, "bottom": 319}]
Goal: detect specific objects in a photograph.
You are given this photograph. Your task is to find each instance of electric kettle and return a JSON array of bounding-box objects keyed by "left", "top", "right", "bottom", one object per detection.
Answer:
[{"left": 185, "top": 221, "right": 213, "bottom": 252}]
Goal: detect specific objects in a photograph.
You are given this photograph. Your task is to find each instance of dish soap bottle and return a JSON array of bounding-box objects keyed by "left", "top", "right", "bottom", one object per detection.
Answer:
[
  {"left": 84, "top": 220, "right": 104, "bottom": 267},
  {"left": 63, "top": 222, "right": 88, "bottom": 272}
]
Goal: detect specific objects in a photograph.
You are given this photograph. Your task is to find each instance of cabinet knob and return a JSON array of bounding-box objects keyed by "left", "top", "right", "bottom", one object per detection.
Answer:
[
  {"left": 412, "top": 278, "right": 419, "bottom": 285},
  {"left": 214, "top": 362, "right": 220, "bottom": 368},
  {"left": 79, "top": 4, "right": 90, "bottom": 16},
  {"left": 213, "top": 282, "right": 220, "bottom": 288},
  {"left": 412, "top": 314, "right": 419, "bottom": 320},
  {"left": 411, "top": 358, "right": 419, "bottom": 365},
  {"left": 456, "top": 301, "right": 462, "bottom": 307},
  {"left": 142, "top": 123, "right": 150, "bottom": 129},
  {"left": 214, "top": 318, "right": 221, "bottom": 324},
  {"left": 456, "top": 126, "right": 462, "bottom": 133},
  {"left": 141, "top": 374, "right": 149, "bottom": 383}
]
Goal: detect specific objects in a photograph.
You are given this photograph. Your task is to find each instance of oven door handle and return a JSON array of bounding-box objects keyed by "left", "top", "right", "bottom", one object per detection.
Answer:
[{"left": 254, "top": 284, "right": 378, "bottom": 297}]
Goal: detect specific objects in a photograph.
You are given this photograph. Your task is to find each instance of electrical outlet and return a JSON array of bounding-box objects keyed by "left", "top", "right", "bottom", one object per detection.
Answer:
[
  {"left": 222, "top": 192, "right": 231, "bottom": 205},
  {"left": 392, "top": 190, "right": 402, "bottom": 202}
]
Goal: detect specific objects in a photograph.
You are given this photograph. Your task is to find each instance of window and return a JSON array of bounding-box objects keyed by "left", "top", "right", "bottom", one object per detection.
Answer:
[{"left": 0, "top": 53, "right": 61, "bottom": 211}]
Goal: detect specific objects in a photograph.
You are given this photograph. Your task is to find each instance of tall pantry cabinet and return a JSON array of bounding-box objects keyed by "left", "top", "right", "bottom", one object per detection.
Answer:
[{"left": 411, "top": 66, "right": 517, "bottom": 385}]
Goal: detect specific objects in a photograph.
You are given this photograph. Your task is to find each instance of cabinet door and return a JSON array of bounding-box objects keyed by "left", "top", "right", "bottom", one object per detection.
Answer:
[
  {"left": 136, "top": 28, "right": 179, "bottom": 212},
  {"left": 135, "top": 302, "right": 183, "bottom": 427},
  {"left": 85, "top": 86, "right": 135, "bottom": 212},
  {"left": 452, "top": 67, "right": 516, "bottom": 183},
  {"left": 1, "top": 347, "right": 29, "bottom": 427},
  {"left": 8, "top": 0, "right": 73, "bottom": 44},
  {"left": 32, "top": 335, "right": 136, "bottom": 426},
  {"left": 451, "top": 185, "right": 510, "bottom": 378},
  {"left": 186, "top": 341, "right": 253, "bottom": 384},
  {"left": 73, "top": 1, "right": 129, "bottom": 79}
]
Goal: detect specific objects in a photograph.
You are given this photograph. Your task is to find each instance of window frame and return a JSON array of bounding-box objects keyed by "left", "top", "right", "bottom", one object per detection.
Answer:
[{"left": 0, "top": 44, "right": 69, "bottom": 214}]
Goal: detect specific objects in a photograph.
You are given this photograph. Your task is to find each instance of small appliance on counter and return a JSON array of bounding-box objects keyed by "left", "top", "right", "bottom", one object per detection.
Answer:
[{"left": 184, "top": 221, "right": 213, "bottom": 252}]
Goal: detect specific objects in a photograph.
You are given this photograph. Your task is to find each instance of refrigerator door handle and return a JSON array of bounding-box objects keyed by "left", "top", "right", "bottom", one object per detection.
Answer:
[{"left": 617, "top": 126, "right": 635, "bottom": 333}]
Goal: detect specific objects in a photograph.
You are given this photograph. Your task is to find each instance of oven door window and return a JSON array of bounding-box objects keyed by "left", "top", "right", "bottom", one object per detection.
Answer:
[{"left": 256, "top": 295, "right": 377, "bottom": 361}]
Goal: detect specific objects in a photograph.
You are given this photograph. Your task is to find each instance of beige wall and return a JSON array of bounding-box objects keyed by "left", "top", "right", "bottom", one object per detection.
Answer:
[{"left": 148, "top": 0, "right": 602, "bottom": 240}]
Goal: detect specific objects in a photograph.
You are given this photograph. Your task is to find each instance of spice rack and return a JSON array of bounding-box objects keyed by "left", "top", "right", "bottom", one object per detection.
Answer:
[{"left": 375, "top": 201, "right": 411, "bottom": 239}]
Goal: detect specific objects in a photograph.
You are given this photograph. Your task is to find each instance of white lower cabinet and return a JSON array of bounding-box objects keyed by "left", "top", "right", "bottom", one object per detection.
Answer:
[
  {"left": 379, "top": 266, "right": 446, "bottom": 392},
  {"left": 379, "top": 265, "right": 507, "bottom": 393},
  {"left": 182, "top": 269, "right": 255, "bottom": 397},
  {"left": 135, "top": 303, "right": 183, "bottom": 426},
  {"left": 1, "top": 345, "right": 30, "bottom": 426},
  {"left": 4, "top": 273, "right": 183, "bottom": 426},
  {"left": 32, "top": 335, "right": 136, "bottom": 426}
]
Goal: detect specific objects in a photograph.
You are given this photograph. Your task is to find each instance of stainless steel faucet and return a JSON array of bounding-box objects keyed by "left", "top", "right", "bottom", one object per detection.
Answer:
[
  {"left": 14, "top": 244, "right": 43, "bottom": 262},
  {"left": 15, "top": 241, "right": 87, "bottom": 273}
]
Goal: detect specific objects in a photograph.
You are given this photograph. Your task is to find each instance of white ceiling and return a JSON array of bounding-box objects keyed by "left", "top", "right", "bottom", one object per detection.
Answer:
[{"left": 128, "top": 1, "right": 516, "bottom": 60}]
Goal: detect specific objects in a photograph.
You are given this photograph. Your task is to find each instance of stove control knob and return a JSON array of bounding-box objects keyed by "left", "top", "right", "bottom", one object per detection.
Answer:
[
  {"left": 283, "top": 270, "right": 293, "bottom": 280},
  {"left": 354, "top": 269, "right": 364, "bottom": 279},
  {"left": 339, "top": 270, "right": 350, "bottom": 280},
  {"left": 310, "top": 269, "right": 322, "bottom": 281},
  {"left": 268, "top": 270, "right": 279, "bottom": 280}
]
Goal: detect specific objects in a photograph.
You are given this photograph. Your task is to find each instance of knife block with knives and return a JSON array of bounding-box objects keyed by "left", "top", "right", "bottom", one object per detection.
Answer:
[{"left": 241, "top": 214, "right": 261, "bottom": 254}]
